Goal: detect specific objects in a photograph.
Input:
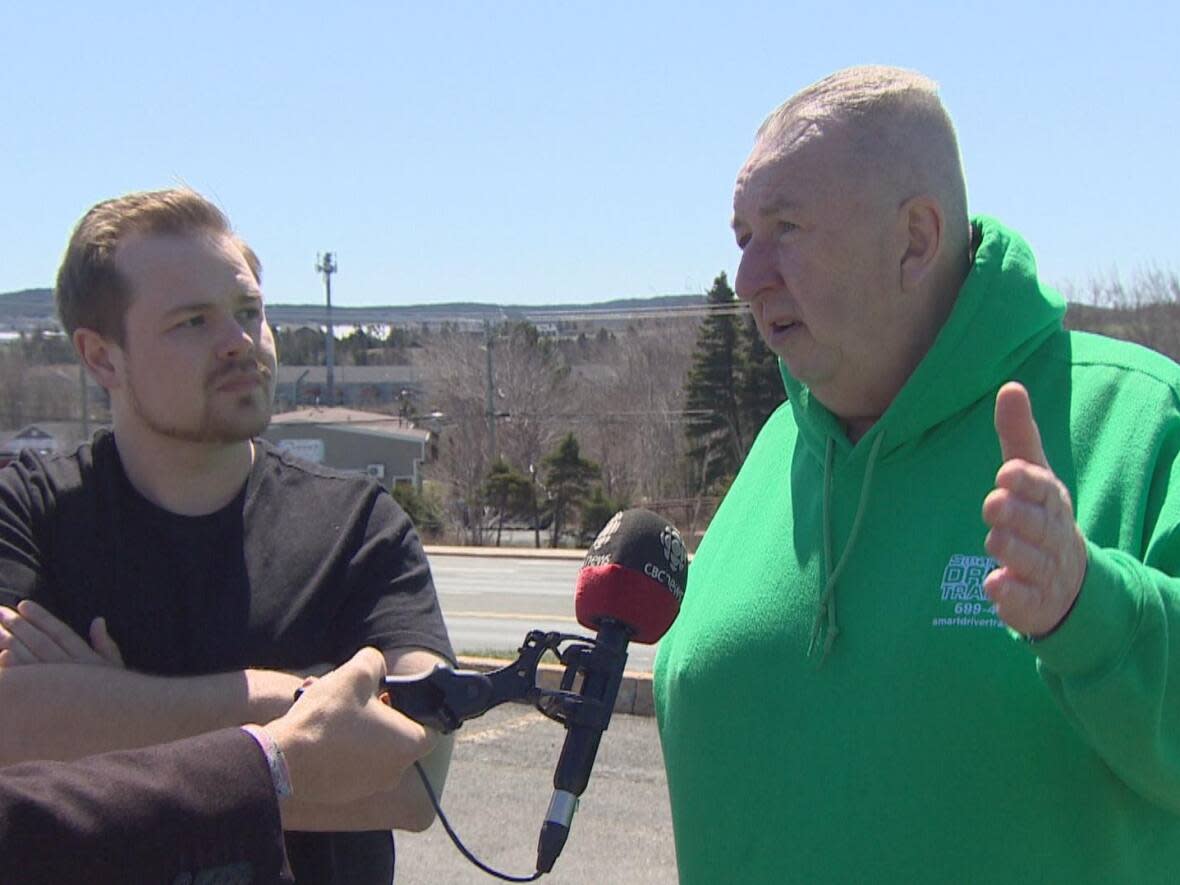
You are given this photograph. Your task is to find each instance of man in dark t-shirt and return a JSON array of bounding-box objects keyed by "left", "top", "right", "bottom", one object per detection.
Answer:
[{"left": 0, "top": 188, "right": 454, "bottom": 883}]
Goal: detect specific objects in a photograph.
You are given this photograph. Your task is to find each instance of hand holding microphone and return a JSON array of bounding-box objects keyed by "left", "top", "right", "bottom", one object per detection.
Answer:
[{"left": 266, "top": 647, "right": 437, "bottom": 806}]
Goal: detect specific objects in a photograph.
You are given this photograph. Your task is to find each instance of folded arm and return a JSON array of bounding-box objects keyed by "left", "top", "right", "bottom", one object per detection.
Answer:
[
  {"left": 0, "top": 599, "right": 321, "bottom": 766},
  {"left": 0, "top": 608, "right": 453, "bottom": 831},
  {"left": 0, "top": 658, "right": 307, "bottom": 767}
]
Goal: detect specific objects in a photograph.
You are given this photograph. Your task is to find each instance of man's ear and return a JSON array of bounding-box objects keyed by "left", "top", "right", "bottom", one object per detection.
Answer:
[
  {"left": 897, "top": 196, "right": 944, "bottom": 294},
  {"left": 73, "top": 328, "right": 123, "bottom": 391}
]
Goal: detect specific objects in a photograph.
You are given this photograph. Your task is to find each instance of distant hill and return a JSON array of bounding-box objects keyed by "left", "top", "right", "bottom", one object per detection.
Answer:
[
  {"left": 0, "top": 287, "right": 705, "bottom": 330},
  {"left": 0, "top": 289, "right": 54, "bottom": 325},
  {"left": 15, "top": 286, "right": 1179, "bottom": 361}
]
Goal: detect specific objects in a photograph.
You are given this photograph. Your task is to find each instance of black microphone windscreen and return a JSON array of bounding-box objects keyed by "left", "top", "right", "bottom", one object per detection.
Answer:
[{"left": 575, "top": 508, "right": 687, "bottom": 644}]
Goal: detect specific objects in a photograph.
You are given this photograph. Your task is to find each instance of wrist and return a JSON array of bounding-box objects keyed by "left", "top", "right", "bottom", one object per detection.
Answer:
[{"left": 242, "top": 723, "right": 294, "bottom": 800}]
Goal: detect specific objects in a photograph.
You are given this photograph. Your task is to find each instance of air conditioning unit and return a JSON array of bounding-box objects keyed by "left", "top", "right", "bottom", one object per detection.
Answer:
[{"left": 366, "top": 464, "right": 386, "bottom": 479}]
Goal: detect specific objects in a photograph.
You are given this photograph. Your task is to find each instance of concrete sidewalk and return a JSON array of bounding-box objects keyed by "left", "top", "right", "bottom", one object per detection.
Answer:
[{"left": 425, "top": 543, "right": 586, "bottom": 560}]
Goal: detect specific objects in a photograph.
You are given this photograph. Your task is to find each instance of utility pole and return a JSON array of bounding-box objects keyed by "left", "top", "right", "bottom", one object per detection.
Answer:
[
  {"left": 484, "top": 319, "right": 497, "bottom": 459},
  {"left": 316, "top": 252, "right": 338, "bottom": 405}
]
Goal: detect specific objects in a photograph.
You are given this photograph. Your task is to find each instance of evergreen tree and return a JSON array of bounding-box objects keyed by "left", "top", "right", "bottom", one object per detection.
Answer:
[
  {"left": 481, "top": 456, "right": 533, "bottom": 546},
  {"left": 578, "top": 485, "right": 622, "bottom": 546},
  {"left": 684, "top": 273, "right": 745, "bottom": 490},
  {"left": 541, "top": 433, "right": 600, "bottom": 548},
  {"left": 737, "top": 312, "right": 785, "bottom": 443},
  {"left": 390, "top": 483, "right": 445, "bottom": 539}
]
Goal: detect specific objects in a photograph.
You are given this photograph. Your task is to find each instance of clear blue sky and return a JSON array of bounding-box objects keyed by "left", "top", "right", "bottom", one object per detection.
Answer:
[{"left": 3, "top": 1, "right": 1175, "bottom": 307}]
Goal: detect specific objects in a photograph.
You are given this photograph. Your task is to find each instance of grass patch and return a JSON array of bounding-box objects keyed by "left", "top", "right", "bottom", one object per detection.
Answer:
[{"left": 455, "top": 648, "right": 517, "bottom": 661}]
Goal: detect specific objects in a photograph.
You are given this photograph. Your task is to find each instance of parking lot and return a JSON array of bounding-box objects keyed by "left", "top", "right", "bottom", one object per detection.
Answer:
[{"left": 396, "top": 703, "right": 678, "bottom": 884}]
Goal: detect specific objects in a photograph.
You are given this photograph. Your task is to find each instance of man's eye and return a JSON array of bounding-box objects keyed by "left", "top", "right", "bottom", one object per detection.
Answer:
[
  {"left": 179, "top": 315, "right": 205, "bottom": 329},
  {"left": 237, "top": 307, "right": 261, "bottom": 322},
  {"left": 777, "top": 220, "right": 798, "bottom": 236}
]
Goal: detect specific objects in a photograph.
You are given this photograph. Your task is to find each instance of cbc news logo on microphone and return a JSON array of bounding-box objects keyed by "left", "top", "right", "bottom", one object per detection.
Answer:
[
  {"left": 660, "top": 525, "right": 686, "bottom": 587},
  {"left": 592, "top": 511, "right": 624, "bottom": 551}
]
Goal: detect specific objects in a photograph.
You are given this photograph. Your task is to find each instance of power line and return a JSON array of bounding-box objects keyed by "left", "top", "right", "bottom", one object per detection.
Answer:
[{"left": 268, "top": 299, "right": 750, "bottom": 328}]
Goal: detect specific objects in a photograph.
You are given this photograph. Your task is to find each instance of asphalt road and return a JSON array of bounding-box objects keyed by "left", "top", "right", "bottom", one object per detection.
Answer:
[
  {"left": 429, "top": 553, "right": 661, "bottom": 672},
  {"left": 396, "top": 702, "right": 678, "bottom": 884}
]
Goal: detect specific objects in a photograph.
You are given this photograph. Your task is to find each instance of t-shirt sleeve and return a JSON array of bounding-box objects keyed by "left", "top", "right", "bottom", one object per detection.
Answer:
[
  {"left": 0, "top": 458, "right": 47, "bottom": 609},
  {"left": 331, "top": 489, "right": 455, "bottom": 666}
]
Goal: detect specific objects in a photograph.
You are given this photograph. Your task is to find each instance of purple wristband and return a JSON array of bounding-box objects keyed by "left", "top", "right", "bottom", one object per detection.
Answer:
[{"left": 241, "top": 724, "right": 294, "bottom": 799}]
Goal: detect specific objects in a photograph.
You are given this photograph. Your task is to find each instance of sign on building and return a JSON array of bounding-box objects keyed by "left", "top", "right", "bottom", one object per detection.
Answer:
[{"left": 276, "top": 438, "right": 326, "bottom": 464}]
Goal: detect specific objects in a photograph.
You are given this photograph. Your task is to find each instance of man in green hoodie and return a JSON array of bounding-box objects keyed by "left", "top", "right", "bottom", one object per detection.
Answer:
[{"left": 654, "top": 65, "right": 1180, "bottom": 883}]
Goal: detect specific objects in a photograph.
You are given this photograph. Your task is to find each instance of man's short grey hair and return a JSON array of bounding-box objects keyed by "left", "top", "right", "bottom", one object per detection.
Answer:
[{"left": 759, "top": 66, "right": 969, "bottom": 243}]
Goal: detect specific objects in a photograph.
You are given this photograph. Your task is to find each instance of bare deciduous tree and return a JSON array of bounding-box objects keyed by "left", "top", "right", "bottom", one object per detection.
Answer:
[
  {"left": 570, "top": 319, "right": 699, "bottom": 530},
  {"left": 0, "top": 354, "right": 84, "bottom": 432},
  {"left": 1063, "top": 268, "right": 1180, "bottom": 361},
  {"left": 415, "top": 323, "right": 573, "bottom": 543}
]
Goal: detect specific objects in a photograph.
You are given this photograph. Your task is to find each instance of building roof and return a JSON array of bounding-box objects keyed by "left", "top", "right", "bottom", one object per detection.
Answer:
[
  {"left": 0, "top": 422, "right": 111, "bottom": 455},
  {"left": 276, "top": 365, "right": 423, "bottom": 385},
  {"left": 268, "top": 407, "right": 430, "bottom": 443}
]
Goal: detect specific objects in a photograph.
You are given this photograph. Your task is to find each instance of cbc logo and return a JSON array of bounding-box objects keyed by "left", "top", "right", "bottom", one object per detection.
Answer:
[
  {"left": 592, "top": 511, "right": 624, "bottom": 551},
  {"left": 660, "top": 525, "right": 686, "bottom": 573}
]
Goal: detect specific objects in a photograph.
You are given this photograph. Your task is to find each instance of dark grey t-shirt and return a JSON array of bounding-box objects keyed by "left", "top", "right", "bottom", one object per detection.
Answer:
[{"left": 0, "top": 430, "right": 454, "bottom": 883}]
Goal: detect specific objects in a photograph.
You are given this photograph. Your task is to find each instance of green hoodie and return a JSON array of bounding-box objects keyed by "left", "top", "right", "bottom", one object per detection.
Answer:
[{"left": 654, "top": 217, "right": 1180, "bottom": 883}]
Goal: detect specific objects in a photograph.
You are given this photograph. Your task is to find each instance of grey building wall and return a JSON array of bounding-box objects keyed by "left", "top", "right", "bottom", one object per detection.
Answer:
[{"left": 262, "top": 424, "right": 427, "bottom": 488}]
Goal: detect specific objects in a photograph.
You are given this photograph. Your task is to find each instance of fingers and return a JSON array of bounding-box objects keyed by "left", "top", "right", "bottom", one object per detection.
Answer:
[
  {"left": 984, "top": 450, "right": 1077, "bottom": 582},
  {"left": 0, "top": 611, "right": 38, "bottom": 666},
  {"left": 994, "top": 381, "right": 1048, "bottom": 468},
  {"left": 89, "top": 617, "right": 125, "bottom": 667},
  {"left": 985, "top": 522, "right": 1054, "bottom": 579},
  {"left": 0, "top": 603, "right": 123, "bottom": 667},
  {"left": 982, "top": 566, "right": 1042, "bottom": 623},
  {"left": 297, "top": 647, "right": 387, "bottom": 708},
  {"left": 985, "top": 382, "right": 1087, "bottom": 636},
  {"left": 19, "top": 600, "right": 98, "bottom": 659},
  {"left": 984, "top": 468, "right": 1069, "bottom": 552},
  {"left": 342, "top": 646, "right": 389, "bottom": 695},
  {"left": 1, "top": 602, "right": 90, "bottom": 663}
]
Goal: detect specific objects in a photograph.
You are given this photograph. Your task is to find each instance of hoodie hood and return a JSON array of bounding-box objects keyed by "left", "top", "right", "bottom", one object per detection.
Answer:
[
  {"left": 782, "top": 216, "right": 1066, "bottom": 458},
  {"left": 781, "top": 216, "right": 1066, "bottom": 661}
]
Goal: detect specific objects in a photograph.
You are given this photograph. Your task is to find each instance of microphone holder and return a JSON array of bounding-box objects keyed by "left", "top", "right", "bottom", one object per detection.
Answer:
[
  {"left": 359, "top": 625, "right": 633, "bottom": 881},
  {"left": 380, "top": 628, "right": 622, "bottom": 735}
]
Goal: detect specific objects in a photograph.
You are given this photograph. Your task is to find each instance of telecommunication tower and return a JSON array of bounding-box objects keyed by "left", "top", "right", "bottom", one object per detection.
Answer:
[{"left": 315, "top": 252, "right": 338, "bottom": 405}]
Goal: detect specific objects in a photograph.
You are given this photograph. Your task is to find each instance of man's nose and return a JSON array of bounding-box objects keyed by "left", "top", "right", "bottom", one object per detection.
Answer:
[
  {"left": 215, "top": 316, "right": 256, "bottom": 360},
  {"left": 735, "top": 238, "right": 780, "bottom": 303}
]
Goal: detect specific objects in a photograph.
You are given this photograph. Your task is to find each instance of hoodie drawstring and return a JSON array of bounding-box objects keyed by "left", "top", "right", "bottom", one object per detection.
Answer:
[{"left": 808, "top": 431, "right": 885, "bottom": 664}]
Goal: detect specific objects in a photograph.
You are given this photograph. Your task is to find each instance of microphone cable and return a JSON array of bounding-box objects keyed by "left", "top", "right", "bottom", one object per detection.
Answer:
[{"left": 413, "top": 761, "right": 543, "bottom": 882}]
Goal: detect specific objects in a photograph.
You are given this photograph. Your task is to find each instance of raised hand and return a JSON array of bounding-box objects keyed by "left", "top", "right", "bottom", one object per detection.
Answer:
[
  {"left": 982, "top": 382, "right": 1088, "bottom": 637},
  {"left": 0, "top": 600, "right": 124, "bottom": 668}
]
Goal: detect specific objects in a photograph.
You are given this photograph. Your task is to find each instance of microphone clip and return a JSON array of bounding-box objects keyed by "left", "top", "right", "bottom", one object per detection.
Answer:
[
  {"left": 379, "top": 628, "right": 616, "bottom": 734},
  {"left": 534, "top": 624, "right": 629, "bottom": 733}
]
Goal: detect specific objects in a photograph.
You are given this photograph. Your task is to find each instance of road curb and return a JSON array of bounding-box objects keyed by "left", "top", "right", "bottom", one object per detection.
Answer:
[
  {"left": 425, "top": 544, "right": 587, "bottom": 560},
  {"left": 456, "top": 655, "right": 655, "bottom": 718}
]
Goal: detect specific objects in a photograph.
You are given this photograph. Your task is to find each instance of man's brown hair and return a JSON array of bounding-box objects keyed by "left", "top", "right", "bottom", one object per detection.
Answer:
[{"left": 55, "top": 188, "right": 261, "bottom": 344}]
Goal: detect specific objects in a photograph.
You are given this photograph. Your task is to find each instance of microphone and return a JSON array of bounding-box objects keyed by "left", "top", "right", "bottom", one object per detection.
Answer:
[{"left": 536, "top": 508, "right": 687, "bottom": 873}]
